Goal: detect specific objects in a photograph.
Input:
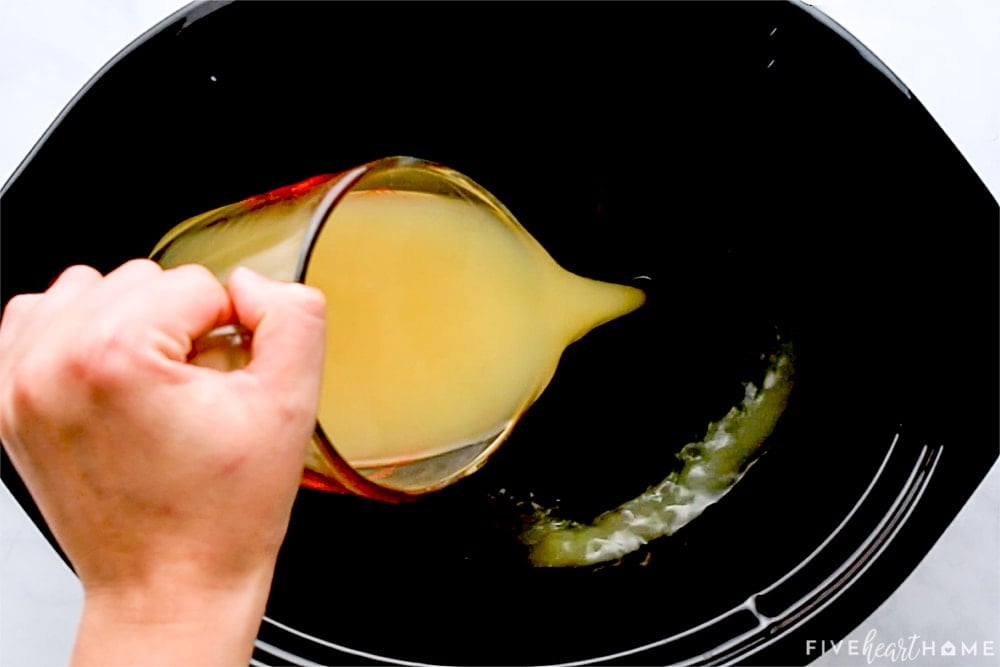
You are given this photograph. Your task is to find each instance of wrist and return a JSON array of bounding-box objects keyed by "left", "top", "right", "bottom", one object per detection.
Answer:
[{"left": 72, "top": 564, "right": 274, "bottom": 667}]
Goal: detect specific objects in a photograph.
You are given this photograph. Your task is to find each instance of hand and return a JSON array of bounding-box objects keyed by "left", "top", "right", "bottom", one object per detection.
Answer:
[{"left": 0, "top": 260, "right": 326, "bottom": 666}]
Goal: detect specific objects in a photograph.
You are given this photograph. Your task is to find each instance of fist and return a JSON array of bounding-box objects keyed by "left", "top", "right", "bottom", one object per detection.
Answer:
[{"left": 0, "top": 260, "right": 325, "bottom": 594}]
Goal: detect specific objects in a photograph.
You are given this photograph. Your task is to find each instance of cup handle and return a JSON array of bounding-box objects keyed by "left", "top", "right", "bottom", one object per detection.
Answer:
[{"left": 188, "top": 323, "right": 253, "bottom": 371}]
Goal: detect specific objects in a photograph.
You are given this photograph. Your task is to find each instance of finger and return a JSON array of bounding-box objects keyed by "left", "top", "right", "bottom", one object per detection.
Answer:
[
  {"left": 1, "top": 264, "right": 101, "bottom": 348},
  {"left": 90, "top": 259, "right": 165, "bottom": 304},
  {"left": 48, "top": 260, "right": 166, "bottom": 327},
  {"left": 46, "top": 264, "right": 103, "bottom": 293},
  {"left": 35, "top": 264, "right": 104, "bottom": 312},
  {"left": 226, "top": 267, "right": 326, "bottom": 403},
  {"left": 132, "top": 264, "right": 235, "bottom": 360},
  {"left": 0, "top": 293, "right": 45, "bottom": 354},
  {"left": 91, "top": 263, "right": 234, "bottom": 363}
]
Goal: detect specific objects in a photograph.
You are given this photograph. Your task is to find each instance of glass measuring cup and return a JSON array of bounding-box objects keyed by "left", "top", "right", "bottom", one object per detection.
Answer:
[{"left": 151, "top": 156, "right": 644, "bottom": 502}]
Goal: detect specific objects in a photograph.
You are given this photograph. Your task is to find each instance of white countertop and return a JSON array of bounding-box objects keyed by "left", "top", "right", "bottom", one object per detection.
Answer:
[{"left": 1, "top": 1, "right": 997, "bottom": 665}]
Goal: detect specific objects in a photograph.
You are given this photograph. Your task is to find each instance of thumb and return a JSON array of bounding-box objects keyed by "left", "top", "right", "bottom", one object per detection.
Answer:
[{"left": 226, "top": 267, "right": 327, "bottom": 404}]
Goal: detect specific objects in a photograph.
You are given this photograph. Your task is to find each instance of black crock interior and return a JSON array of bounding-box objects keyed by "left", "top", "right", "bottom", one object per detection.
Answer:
[{"left": 2, "top": 2, "right": 996, "bottom": 665}]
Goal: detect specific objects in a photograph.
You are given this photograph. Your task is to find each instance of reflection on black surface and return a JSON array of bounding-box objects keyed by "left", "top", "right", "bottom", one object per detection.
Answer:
[{"left": 1, "top": 1, "right": 997, "bottom": 666}]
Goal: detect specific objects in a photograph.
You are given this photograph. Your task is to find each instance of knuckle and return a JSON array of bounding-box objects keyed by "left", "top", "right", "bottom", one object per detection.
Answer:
[
  {"left": 1, "top": 293, "right": 39, "bottom": 326},
  {"left": 274, "top": 395, "right": 315, "bottom": 428},
  {"left": 6, "top": 360, "right": 44, "bottom": 415},
  {"left": 2, "top": 351, "right": 64, "bottom": 424},
  {"left": 48, "top": 264, "right": 101, "bottom": 289},
  {"left": 70, "top": 325, "right": 136, "bottom": 390},
  {"left": 102, "top": 258, "right": 162, "bottom": 285},
  {"left": 170, "top": 262, "right": 216, "bottom": 281},
  {"left": 168, "top": 263, "right": 225, "bottom": 294},
  {"left": 119, "top": 258, "right": 161, "bottom": 274}
]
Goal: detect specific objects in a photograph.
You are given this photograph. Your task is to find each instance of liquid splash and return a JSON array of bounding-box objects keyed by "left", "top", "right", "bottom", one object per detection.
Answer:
[{"left": 521, "top": 345, "right": 794, "bottom": 567}]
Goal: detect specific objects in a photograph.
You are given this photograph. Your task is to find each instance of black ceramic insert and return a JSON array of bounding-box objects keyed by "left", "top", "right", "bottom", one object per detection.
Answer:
[{"left": 2, "top": 2, "right": 996, "bottom": 665}]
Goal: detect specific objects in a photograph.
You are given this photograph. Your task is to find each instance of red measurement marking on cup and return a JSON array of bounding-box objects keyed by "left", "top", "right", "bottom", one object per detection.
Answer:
[{"left": 242, "top": 174, "right": 338, "bottom": 212}]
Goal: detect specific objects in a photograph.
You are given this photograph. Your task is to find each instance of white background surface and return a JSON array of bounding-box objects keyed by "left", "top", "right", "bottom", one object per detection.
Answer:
[{"left": 0, "top": 1, "right": 997, "bottom": 665}]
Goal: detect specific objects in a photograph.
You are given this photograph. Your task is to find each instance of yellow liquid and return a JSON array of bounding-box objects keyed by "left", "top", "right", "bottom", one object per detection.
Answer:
[{"left": 305, "top": 189, "right": 646, "bottom": 468}]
